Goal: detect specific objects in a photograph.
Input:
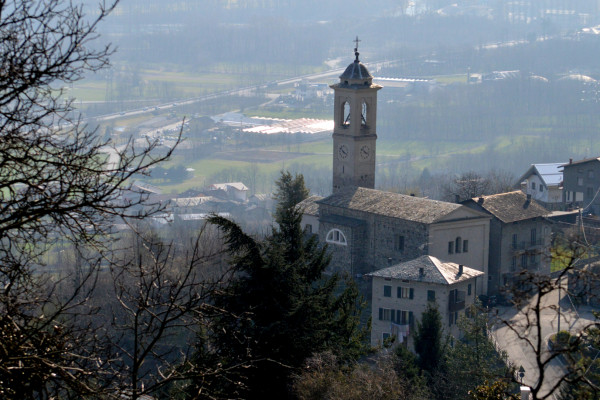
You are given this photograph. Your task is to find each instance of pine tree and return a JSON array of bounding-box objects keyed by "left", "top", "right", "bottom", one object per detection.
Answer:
[
  {"left": 273, "top": 170, "right": 310, "bottom": 224},
  {"left": 190, "top": 173, "right": 367, "bottom": 399},
  {"left": 414, "top": 302, "right": 446, "bottom": 375}
]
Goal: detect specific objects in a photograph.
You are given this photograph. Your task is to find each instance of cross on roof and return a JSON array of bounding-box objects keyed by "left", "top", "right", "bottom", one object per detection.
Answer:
[
  {"left": 353, "top": 36, "right": 361, "bottom": 52},
  {"left": 353, "top": 36, "right": 361, "bottom": 61}
]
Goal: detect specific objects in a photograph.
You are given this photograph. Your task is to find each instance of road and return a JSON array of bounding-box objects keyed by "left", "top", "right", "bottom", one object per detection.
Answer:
[
  {"left": 83, "top": 58, "right": 402, "bottom": 125},
  {"left": 491, "top": 276, "right": 596, "bottom": 399}
]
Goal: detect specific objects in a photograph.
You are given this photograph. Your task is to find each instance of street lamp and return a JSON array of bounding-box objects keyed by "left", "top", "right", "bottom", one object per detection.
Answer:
[{"left": 518, "top": 365, "right": 525, "bottom": 384}]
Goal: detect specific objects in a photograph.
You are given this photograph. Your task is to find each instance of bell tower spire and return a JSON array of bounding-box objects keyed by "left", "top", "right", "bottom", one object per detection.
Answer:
[{"left": 330, "top": 38, "right": 382, "bottom": 194}]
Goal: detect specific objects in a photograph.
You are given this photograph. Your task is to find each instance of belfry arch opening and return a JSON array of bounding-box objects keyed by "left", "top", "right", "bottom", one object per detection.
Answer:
[
  {"left": 361, "top": 100, "right": 368, "bottom": 126},
  {"left": 342, "top": 101, "right": 351, "bottom": 126}
]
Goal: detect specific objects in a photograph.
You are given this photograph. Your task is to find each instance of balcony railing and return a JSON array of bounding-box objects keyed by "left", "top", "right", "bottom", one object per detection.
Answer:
[{"left": 511, "top": 238, "right": 544, "bottom": 251}]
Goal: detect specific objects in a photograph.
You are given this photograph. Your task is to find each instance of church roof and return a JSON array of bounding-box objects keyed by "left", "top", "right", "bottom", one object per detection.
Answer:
[
  {"left": 317, "top": 187, "right": 463, "bottom": 224},
  {"left": 464, "top": 191, "right": 549, "bottom": 224},
  {"left": 368, "top": 255, "right": 483, "bottom": 285},
  {"left": 297, "top": 195, "right": 323, "bottom": 216}
]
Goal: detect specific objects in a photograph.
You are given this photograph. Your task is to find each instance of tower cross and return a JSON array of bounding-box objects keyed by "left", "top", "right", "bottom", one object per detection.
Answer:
[{"left": 353, "top": 36, "right": 361, "bottom": 52}]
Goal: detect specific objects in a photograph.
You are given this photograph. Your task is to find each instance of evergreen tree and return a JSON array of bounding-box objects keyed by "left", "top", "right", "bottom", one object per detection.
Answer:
[
  {"left": 274, "top": 170, "right": 310, "bottom": 223},
  {"left": 414, "top": 302, "right": 446, "bottom": 375},
  {"left": 445, "top": 303, "right": 514, "bottom": 399},
  {"left": 190, "top": 174, "right": 367, "bottom": 399}
]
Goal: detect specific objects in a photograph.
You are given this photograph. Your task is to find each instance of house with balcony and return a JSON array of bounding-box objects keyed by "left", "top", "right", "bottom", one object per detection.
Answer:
[
  {"left": 462, "top": 191, "right": 551, "bottom": 295},
  {"left": 368, "top": 255, "right": 483, "bottom": 347}
]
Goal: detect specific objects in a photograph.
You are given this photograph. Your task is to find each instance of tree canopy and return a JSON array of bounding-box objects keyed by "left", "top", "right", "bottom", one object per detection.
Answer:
[{"left": 197, "top": 172, "right": 367, "bottom": 399}]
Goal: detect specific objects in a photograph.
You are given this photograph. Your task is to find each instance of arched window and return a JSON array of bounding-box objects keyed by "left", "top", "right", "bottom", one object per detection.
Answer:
[
  {"left": 455, "top": 237, "right": 462, "bottom": 254},
  {"left": 342, "top": 101, "right": 351, "bottom": 126},
  {"left": 361, "top": 100, "right": 368, "bottom": 126},
  {"left": 326, "top": 228, "right": 347, "bottom": 245}
]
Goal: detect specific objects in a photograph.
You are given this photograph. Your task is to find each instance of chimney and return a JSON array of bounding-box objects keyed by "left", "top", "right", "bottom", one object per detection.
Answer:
[
  {"left": 526, "top": 194, "right": 531, "bottom": 202},
  {"left": 569, "top": 158, "right": 573, "bottom": 164},
  {"left": 419, "top": 267, "right": 424, "bottom": 277},
  {"left": 458, "top": 264, "right": 463, "bottom": 275},
  {"left": 477, "top": 197, "right": 484, "bottom": 205}
]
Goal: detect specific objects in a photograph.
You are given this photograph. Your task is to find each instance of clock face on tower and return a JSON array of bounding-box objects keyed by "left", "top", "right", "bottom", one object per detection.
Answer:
[
  {"left": 360, "top": 145, "right": 370, "bottom": 160},
  {"left": 338, "top": 144, "right": 349, "bottom": 159}
]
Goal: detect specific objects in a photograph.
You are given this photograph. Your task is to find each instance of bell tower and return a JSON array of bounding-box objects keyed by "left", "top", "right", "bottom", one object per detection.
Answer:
[{"left": 331, "top": 37, "right": 382, "bottom": 194}]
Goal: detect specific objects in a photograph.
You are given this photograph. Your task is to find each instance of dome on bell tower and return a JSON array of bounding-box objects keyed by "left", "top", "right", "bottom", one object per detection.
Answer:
[{"left": 338, "top": 37, "right": 373, "bottom": 87}]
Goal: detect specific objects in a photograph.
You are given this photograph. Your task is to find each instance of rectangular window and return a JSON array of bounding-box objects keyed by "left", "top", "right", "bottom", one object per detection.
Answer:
[
  {"left": 427, "top": 290, "right": 436, "bottom": 302},
  {"left": 397, "top": 287, "right": 413, "bottom": 299},
  {"left": 468, "top": 283, "right": 472, "bottom": 296},
  {"left": 305, "top": 224, "right": 312, "bottom": 234},
  {"left": 395, "top": 235, "right": 405, "bottom": 252},
  {"left": 530, "top": 253, "right": 537, "bottom": 265},
  {"left": 383, "top": 285, "right": 391, "bottom": 297},
  {"left": 531, "top": 182, "right": 536, "bottom": 190},
  {"left": 397, "top": 310, "right": 409, "bottom": 324},
  {"left": 378, "top": 308, "right": 392, "bottom": 321},
  {"left": 539, "top": 185, "right": 543, "bottom": 192},
  {"left": 463, "top": 240, "right": 469, "bottom": 253},
  {"left": 578, "top": 177, "right": 584, "bottom": 186},
  {"left": 512, "top": 234, "right": 518, "bottom": 249},
  {"left": 382, "top": 332, "right": 391, "bottom": 340},
  {"left": 521, "top": 254, "right": 528, "bottom": 268},
  {"left": 530, "top": 228, "right": 537, "bottom": 245},
  {"left": 448, "top": 241, "right": 454, "bottom": 254},
  {"left": 511, "top": 256, "right": 517, "bottom": 271},
  {"left": 588, "top": 187, "right": 594, "bottom": 198},
  {"left": 589, "top": 170, "right": 595, "bottom": 179}
]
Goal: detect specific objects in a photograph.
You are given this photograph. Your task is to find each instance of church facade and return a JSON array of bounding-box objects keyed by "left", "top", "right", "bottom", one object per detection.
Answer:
[{"left": 298, "top": 46, "right": 491, "bottom": 294}]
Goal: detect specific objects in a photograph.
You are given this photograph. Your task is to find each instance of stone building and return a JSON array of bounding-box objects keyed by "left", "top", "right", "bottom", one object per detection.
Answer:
[
  {"left": 298, "top": 44, "right": 491, "bottom": 294},
  {"left": 369, "top": 255, "right": 483, "bottom": 347},
  {"left": 563, "top": 157, "right": 600, "bottom": 215},
  {"left": 462, "top": 191, "right": 551, "bottom": 295},
  {"left": 301, "top": 187, "right": 491, "bottom": 294}
]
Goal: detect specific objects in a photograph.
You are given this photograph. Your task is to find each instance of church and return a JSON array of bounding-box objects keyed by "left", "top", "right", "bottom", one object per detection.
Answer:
[{"left": 299, "top": 44, "right": 492, "bottom": 295}]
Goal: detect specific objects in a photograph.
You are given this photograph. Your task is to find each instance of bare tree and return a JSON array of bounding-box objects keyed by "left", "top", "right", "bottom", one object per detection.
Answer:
[
  {"left": 0, "top": 1, "right": 184, "bottom": 398},
  {"left": 441, "top": 170, "right": 516, "bottom": 203},
  {"left": 92, "top": 225, "right": 232, "bottom": 399},
  {"left": 491, "top": 228, "right": 600, "bottom": 399}
]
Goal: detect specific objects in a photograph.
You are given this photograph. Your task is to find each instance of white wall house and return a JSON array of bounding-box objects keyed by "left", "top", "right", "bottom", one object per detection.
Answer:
[
  {"left": 517, "top": 163, "right": 565, "bottom": 210},
  {"left": 209, "top": 182, "right": 249, "bottom": 202},
  {"left": 369, "top": 255, "right": 483, "bottom": 348}
]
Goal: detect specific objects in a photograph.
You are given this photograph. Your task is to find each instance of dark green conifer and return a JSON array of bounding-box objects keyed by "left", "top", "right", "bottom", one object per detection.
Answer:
[{"left": 191, "top": 172, "right": 367, "bottom": 399}]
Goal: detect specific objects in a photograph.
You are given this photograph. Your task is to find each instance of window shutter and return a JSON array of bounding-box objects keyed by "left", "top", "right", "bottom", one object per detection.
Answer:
[
  {"left": 379, "top": 308, "right": 383, "bottom": 320},
  {"left": 409, "top": 311, "right": 414, "bottom": 327},
  {"left": 391, "top": 309, "right": 395, "bottom": 323},
  {"left": 409, "top": 288, "right": 414, "bottom": 299},
  {"left": 397, "top": 287, "right": 401, "bottom": 298}
]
